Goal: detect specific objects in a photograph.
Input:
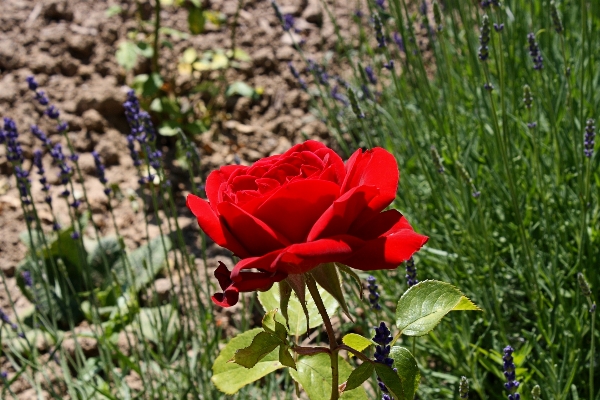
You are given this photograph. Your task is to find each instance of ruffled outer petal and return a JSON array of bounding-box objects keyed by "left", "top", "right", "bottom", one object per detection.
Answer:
[
  {"left": 307, "top": 185, "right": 380, "bottom": 241},
  {"left": 341, "top": 148, "right": 399, "bottom": 216},
  {"left": 344, "top": 228, "right": 428, "bottom": 271},
  {"left": 205, "top": 165, "right": 246, "bottom": 211},
  {"left": 186, "top": 194, "right": 251, "bottom": 258},
  {"left": 217, "top": 201, "right": 290, "bottom": 256}
]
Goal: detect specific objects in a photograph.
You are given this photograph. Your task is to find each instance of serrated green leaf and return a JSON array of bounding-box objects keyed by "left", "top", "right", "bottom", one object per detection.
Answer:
[
  {"left": 212, "top": 328, "right": 284, "bottom": 394},
  {"left": 395, "top": 280, "right": 481, "bottom": 336},
  {"left": 389, "top": 347, "right": 420, "bottom": 399},
  {"left": 312, "top": 263, "right": 351, "bottom": 320},
  {"left": 289, "top": 353, "right": 368, "bottom": 400},
  {"left": 374, "top": 363, "right": 405, "bottom": 400},
  {"left": 233, "top": 331, "right": 281, "bottom": 369},
  {"left": 258, "top": 282, "right": 338, "bottom": 337},
  {"left": 279, "top": 345, "right": 297, "bottom": 369},
  {"left": 344, "top": 361, "right": 374, "bottom": 392},
  {"left": 342, "top": 333, "right": 375, "bottom": 354},
  {"left": 116, "top": 41, "right": 138, "bottom": 71},
  {"left": 187, "top": 7, "right": 205, "bottom": 34}
]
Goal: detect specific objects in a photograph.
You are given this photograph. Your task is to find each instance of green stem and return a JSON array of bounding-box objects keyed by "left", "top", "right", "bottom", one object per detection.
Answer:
[
  {"left": 590, "top": 299, "right": 596, "bottom": 400},
  {"left": 306, "top": 275, "right": 339, "bottom": 400}
]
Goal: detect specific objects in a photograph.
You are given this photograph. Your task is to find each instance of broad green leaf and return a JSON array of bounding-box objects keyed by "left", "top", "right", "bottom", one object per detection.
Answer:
[
  {"left": 289, "top": 353, "right": 368, "bottom": 400},
  {"left": 279, "top": 345, "right": 297, "bottom": 369},
  {"left": 389, "top": 347, "right": 420, "bottom": 399},
  {"left": 395, "top": 280, "right": 481, "bottom": 337},
  {"left": 187, "top": 7, "right": 205, "bottom": 35},
  {"left": 344, "top": 361, "right": 374, "bottom": 392},
  {"left": 262, "top": 310, "right": 287, "bottom": 341},
  {"left": 233, "top": 331, "right": 281, "bottom": 368},
  {"left": 374, "top": 363, "right": 405, "bottom": 400},
  {"left": 212, "top": 328, "right": 284, "bottom": 394},
  {"left": 116, "top": 41, "right": 138, "bottom": 71},
  {"left": 311, "top": 263, "right": 351, "bottom": 319},
  {"left": 226, "top": 81, "right": 255, "bottom": 98},
  {"left": 258, "top": 282, "right": 338, "bottom": 337},
  {"left": 342, "top": 333, "right": 375, "bottom": 353}
]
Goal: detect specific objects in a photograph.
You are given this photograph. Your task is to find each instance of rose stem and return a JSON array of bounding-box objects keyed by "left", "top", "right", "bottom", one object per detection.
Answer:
[{"left": 306, "top": 275, "right": 339, "bottom": 400}]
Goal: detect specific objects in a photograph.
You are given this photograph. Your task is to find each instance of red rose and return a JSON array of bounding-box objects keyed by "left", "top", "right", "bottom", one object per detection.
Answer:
[{"left": 187, "top": 140, "right": 428, "bottom": 307}]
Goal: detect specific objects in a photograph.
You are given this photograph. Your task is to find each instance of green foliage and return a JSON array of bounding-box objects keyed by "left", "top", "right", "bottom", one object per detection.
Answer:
[
  {"left": 389, "top": 347, "right": 420, "bottom": 400},
  {"left": 344, "top": 362, "right": 374, "bottom": 392},
  {"left": 395, "top": 280, "right": 480, "bottom": 336},
  {"left": 289, "top": 353, "right": 368, "bottom": 400},
  {"left": 342, "top": 333, "right": 375, "bottom": 353},
  {"left": 211, "top": 328, "right": 285, "bottom": 394},
  {"left": 258, "top": 281, "right": 339, "bottom": 336}
]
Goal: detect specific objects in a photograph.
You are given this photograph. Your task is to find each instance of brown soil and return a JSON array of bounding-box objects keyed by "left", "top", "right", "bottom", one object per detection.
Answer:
[{"left": 0, "top": 0, "right": 359, "bottom": 397}]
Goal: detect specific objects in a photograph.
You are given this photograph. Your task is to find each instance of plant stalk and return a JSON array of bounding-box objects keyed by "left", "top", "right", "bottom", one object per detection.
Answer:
[{"left": 306, "top": 275, "right": 339, "bottom": 400}]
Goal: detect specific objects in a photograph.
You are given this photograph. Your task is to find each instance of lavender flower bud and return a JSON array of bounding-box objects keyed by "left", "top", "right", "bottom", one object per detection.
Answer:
[
  {"left": 35, "top": 90, "right": 49, "bottom": 106},
  {"left": 405, "top": 257, "right": 418, "bottom": 287},
  {"left": 393, "top": 32, "right": 405, "bottom": 53},
  {"left": 22, "top": 271, "right": 32, "bottom": 287},
  {"left": 282, "top": 14, "right": 294, "bottom": 32},
  {"left": 45, "top": 105, "right": 60, "bottom": 120},
  {"left": 584, "top": 119, "right": 595, "bottom": 158},
  {"left": 31, "top": 125, "right": 51, "bottom": 146},
  {"left": 550, "top": 2, "right": 563, "bottom": 34},
  {"left": 367, "top": 275, "right": 382, "bottom": 310},
  {"left": 577, "top": 272, "right": 592, "bottom": 297},
  {"left": 478, "top": 15, "right": 491, "bottom": 61},
  {"left": 0, "top": 371, "right": 7, "bottom": 380},
  {"left": 430, "top": 145, "right": 444, "bottom": 173},
  {"left": 383, "top": 60, "right": 394, "bottom": 70},
  {"left": 57, "top": 122, "right": 68, "bottom": 133},
  {"left": 503, "top": 346, "right": 520, "bottom": 398},
  {"left": 365, "top": 66, "right": 377, "bottom": 85},
  {"left": 71, "top": 231, "right": 80, "bottom": 240},
  {"left": 331, "top": 86, "right": 349, "bottom": 107},
  {"left": 527, "top": 33, "right": 543, "bottom": 70},
  {"left": 26, "top": 76, "right": 38, "bottom": 91},
  {"left": 374, "top": 14, "right": 386, "bottom": 48},
  {"left": 459, "top": 376, "right": 469, "bottom": 398},
  {"left": 494, "top": 23, "right": 504, "bottom": 32},
  {"left": 348, "top": 88, "right": 365, "bottom": 119},
  {"left": 372, "top": 322, "right": 395, "bottom": 396},
  {"left": 375, "top": 0, "right": 385, "bottom": 9}
]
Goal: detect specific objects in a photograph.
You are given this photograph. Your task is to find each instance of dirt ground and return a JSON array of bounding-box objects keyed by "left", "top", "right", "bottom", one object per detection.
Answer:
[{"left": 0, "top": 0, "right": 361, "bottom": 397}]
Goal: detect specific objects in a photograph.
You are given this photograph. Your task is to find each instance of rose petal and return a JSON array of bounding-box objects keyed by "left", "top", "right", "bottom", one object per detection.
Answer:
[
  {"left": 314, "top": 148, "right": 346, "bottom": 184},
  {"left": 212, "top": 288, "right": 239, "bottom": 307},
  {"left": 186, "top": 194, "right": 251, "bottom": 258},
  {"left": 205, "top": 165, "right": 246, "bottom": 209},
  {"left": 254, "top": 179, "right": 340, "bottom": 243},
  {"left": 344, "top": 230, "right": 428, "bottom": 271},
  {"left": 217, "top": 201, "right": 291, "bottom": 255},
  {"left": 214, "top": 261, "right": 233, "bottom": 291},
  {"left": 273, "top": 236, "right": 364, "bottom": 274},
  {"left": 341, "top": 147, "right": 398, "bottom": 214},
  {"left": 349, "top": 209, "right": 412, "bottom": 240},
  {"left": 307, "top": 185, "right": 380, "bottom": 241}
]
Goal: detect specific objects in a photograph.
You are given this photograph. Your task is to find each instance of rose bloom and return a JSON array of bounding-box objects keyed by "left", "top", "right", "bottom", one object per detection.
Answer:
[{"left": 187, "top": 141, "right": 427, "bottom": 307}]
